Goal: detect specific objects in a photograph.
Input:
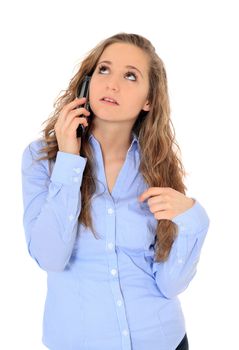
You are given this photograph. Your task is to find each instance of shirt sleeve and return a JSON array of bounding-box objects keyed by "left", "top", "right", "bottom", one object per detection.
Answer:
[
  {"left": 152, "top": 199, "right": 210, "bottom": 299},
  {"left": 21, "top": 140, "right": 87, "bottom": 272}
]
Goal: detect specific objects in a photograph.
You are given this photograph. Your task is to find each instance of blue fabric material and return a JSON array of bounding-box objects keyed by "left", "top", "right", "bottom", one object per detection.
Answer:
[{"left": 21, "top": 132, "right": 210, "bottom": 350}]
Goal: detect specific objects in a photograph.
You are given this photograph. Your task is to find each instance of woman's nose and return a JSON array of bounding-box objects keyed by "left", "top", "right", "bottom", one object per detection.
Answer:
[{"left": 106, "top": 76, "right": 120, "bottom": 91}]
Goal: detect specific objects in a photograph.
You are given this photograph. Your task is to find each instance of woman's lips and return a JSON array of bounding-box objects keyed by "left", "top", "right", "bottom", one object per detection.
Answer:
[
  {"left": 100, "top": 99, "right": 119, "bottom": 106},
  {"left": 100, "top": 97, "right": 119, "bottom": 105}
]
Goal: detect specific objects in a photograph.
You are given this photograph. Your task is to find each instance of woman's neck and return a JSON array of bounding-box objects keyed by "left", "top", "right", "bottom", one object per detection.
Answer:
[{"left": 91, "top": 123, "right": 133, "bottom": 162}]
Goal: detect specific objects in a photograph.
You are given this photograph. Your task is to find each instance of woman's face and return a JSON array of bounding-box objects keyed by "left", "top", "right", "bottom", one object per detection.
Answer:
[{"left": 89, "top": 43, "right": 150, "bottom": 124}]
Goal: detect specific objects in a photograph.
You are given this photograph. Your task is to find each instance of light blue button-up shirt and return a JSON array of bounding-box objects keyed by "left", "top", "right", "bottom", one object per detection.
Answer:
[{"left": 21, "top": 132, "right": 210, "bottom": 350}]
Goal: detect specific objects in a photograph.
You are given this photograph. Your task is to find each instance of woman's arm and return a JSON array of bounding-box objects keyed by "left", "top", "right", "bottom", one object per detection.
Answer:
[
  {"left": 152, "top": 200, "right": 210, "bottom": 299},
  {"left": 21, "top": 140, "right": 87, "bottom": 272}
]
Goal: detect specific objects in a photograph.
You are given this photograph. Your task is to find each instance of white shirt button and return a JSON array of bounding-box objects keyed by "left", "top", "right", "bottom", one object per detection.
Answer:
[
  {"left": 73, "top": 176, "right": 79, "bottom": 183},
  {"left": 107, "top": 243, "right": 114, "bottom": 250},
  {"left": 111, "top": 269, "right": 117, "bottom": 276},
  {"left": 178, "top": 258, "right": 183, "bottom": 264},
  {"left": 68, "top": 214, "right": 74, "bottom": 221},
  {"left": 122, "top": 329, "right": 128, "bottom": 336},
  {"left": 73, "top": 167, "right": 81, "bottom": 174},
  {"left": 117, "top": 300, "right": 122, "bottom": 306},
  {"left": 107, "top": 208, "right": 114, "bottom": 214}
]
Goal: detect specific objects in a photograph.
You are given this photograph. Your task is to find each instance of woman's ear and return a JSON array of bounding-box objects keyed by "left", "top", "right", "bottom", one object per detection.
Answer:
[{"left": 142, "top": 100, "right": 150, "bottom": 112}]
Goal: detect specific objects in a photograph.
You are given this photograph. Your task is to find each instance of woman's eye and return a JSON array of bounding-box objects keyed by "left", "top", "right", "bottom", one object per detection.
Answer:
[
  {"left": 98, "top": 65, "right": 109, "bottom": 74},
  {"left": 125, "top": 72, "right": 137, "bottom": 81},
  {"left": 98, "top": 65, "right": 137, "bottom": 81}
]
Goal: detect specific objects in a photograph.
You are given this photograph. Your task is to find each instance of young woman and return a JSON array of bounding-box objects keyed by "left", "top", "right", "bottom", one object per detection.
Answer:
[{"left": 21, "top": 33, "right": 209, "bottom": 350}]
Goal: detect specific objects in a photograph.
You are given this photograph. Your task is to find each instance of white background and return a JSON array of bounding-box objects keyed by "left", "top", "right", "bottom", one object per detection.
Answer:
[{"left": 0, "top": 0, "right": 238, "bottom": 349}]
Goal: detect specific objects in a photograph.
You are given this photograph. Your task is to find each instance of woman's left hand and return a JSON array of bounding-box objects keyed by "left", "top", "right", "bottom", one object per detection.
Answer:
[{"left": 138, "top": 187, "right": 195, "bottom": 221}]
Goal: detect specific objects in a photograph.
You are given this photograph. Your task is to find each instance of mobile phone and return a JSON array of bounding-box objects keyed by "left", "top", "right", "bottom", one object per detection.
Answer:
[{"left": 76, "top": 75, "right": 91, "bottom": 138}]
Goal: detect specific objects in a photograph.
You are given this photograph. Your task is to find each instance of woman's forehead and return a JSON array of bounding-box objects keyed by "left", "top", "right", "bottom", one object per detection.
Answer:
[{"left": 98, "top": 43, "right": 150, "bottom": 76}]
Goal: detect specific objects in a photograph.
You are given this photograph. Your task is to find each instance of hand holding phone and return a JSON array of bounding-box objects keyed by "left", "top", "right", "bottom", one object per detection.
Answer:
[
  {"left": 54, "top": 97, "right": 90, "bottom": 155},
  {"left": 76, "top": 75, "right": 91, "bottom": 138},
  {"left": 54, "top": 75, "right": 91, "bottom": 155}
]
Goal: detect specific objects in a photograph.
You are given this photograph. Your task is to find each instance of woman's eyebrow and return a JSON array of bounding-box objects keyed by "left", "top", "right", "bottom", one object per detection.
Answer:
[{"left": 97, "top": 60, "right": 143, "bottom": 78}]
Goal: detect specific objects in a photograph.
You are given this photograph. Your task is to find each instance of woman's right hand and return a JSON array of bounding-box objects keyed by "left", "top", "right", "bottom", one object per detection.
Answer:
[{"left": 54, "top": 97, "right": 90, "bottom": 155}]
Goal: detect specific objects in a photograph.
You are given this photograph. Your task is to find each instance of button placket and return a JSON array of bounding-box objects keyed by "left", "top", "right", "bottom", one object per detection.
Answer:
[
  {"left": 105, "top": 198, "right": 132, "bottom": 348},
  {"left": 111, "top": 268, "right": 117, "bottom": 276},
  {"left": 107, "top": 242, "right": 114, "bottom": 250},
  {"left": 107, "top": 208, "right": 114, "bottom": 215},
  {"left": 117, "top": 300, "right": 122, "bottom": 306},
  {"left": 122, "top": 329, "right": 128, "bottom": 336}
]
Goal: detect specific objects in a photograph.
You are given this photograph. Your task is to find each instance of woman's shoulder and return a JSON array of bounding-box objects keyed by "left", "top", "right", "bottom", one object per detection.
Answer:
[
  {"left": 21, "top": 138, "right": 50, "bottom": 174},
  {"left": 22, "top": 138, "right": 47, "bottom": 159}
]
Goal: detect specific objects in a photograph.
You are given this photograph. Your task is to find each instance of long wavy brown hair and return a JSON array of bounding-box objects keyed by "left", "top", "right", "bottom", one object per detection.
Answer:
[{"left": 36, "top": 32, "right": 187, "bottom": 262}]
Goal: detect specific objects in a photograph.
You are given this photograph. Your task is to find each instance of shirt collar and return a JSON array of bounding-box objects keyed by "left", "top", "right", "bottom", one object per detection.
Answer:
[{"left": 88, "top": 131, "right": 139, "bottom": 153}]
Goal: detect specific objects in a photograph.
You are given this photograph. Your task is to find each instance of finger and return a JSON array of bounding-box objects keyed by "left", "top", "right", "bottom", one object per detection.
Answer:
[
  {"left": 59, "top": 98, "right": 87, "bottom": 121},
  {"left": 154, "top": 210, "right": 174, "bottom": 221},
  {"left": 64, "top": 117, "right": 89, "bottom": 137},
  {"left": 147, "top": 195, "right": 165, "bottom": 206},
  {"left": 69, "top": 116, "right": 89, "bottom": 132},
  {"left": 63, "top": 107, "right": 90, "bottom": 129},
  {"left": 148, "top": 201, "right": 169, "bottom": 214},
  {"left": 138, "top": 187, "right": 166, "bottom": 202}
]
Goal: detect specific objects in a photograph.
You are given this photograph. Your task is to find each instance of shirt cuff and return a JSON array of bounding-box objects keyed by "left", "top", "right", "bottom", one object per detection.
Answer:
[
  {"left": 171, "top": 198, "right": 210, "bottom": 235},
  {"left": 50, "top": 151, "right": 87, "bottom": 186}
]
